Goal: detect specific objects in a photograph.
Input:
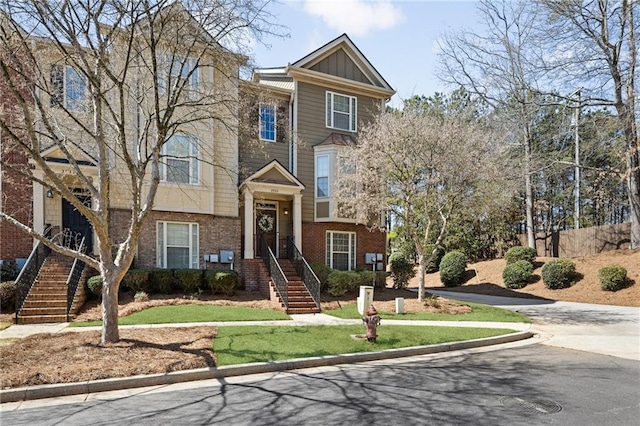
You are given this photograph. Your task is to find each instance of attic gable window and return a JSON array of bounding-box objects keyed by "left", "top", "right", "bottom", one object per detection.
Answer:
[
  {"left": 259, "top": 104, "right": 276, "bottom": 142},
  {"left": 50, "top": 65, "right": 86, "bottom": 111},
  {"left": 326, "top": 91, "right": 357, "bottom": 132}
]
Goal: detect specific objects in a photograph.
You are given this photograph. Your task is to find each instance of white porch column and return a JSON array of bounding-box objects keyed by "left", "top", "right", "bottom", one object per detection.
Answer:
[
  {"left": 243, "top": 188, "right": 254, "bottom": 259},
  {"left": 33, "top": 180, "right": 44, "bottom": 249},
  {"left": 293, "top": 193, "right": 302, "bottom": 251}
]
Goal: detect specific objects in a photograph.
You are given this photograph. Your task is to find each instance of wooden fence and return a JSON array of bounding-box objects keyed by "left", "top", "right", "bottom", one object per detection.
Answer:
[{"left": 518, "top": 222, "right": 631, "bottom": 258}]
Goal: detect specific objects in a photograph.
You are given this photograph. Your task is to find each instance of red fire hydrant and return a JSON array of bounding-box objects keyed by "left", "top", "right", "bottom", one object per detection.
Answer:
[{"left": 362, "top": 305, "right": 381, "bottom": 342}]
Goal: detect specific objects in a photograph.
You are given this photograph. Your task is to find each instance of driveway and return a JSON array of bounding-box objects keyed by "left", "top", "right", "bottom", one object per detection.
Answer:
[{"left": 428, "top": 290, "right": 640, "bottom": 361}]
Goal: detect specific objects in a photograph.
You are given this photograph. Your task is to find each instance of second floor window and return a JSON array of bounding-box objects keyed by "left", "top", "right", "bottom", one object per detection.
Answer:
[
  {"left": 50, "top": 65, "right": 86, "bottom": 111},
  {"left": 259, "top": 104, "right": 276, "bottom": 142},
  {"left": 316, "top": 154, "right": 329, "bottom": 197},
  {"left": 161, "top": 135, "right": 199, "bottom": 184},
  {"left": 326, "top": 91, "right": 357, "bottom": 132},
  {"left": 158, "top": 55, "right": 199, "bottom": 94}
]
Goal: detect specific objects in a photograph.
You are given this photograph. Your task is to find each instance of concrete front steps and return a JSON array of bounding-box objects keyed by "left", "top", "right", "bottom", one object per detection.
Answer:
[
  {"left": 272, "top": 259, "right": 320, "bottom": 315},
  {"left": 16, "top": 254, "right": 74, "bottom": 324}
]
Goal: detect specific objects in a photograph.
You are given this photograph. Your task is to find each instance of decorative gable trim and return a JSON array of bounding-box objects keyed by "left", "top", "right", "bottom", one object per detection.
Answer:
[{"left": 291, "top": 33, "right": 394, "bottom": 93}]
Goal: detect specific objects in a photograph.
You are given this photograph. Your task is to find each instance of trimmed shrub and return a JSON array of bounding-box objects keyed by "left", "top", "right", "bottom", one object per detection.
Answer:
[
  {"left": 598, "top": 265, "right": 628, "bottom": 292},
  {"left": 504, "top": 246, "right": 537, "bottom": 265},
  {"left": 151, "top": 269, "right": 174, "bottom": 294},
  {"left": 0, "top": 280, "right": 16, "bottom": 310},
  {"left": 133, "top": 291, "right": 149, "bottom": 302},
  {"left": 502, "top": 260, "right": 534, "bottom": 289},
  {"left": 374, "top": 271, "right": 388, "bottom": 288},
  {"left": 87, "top": 275, "right": 103, "bottom": 297},
  {"left": 174, "top": 269, "right": 203, "bottom": 294},
  {"left": 310, "top": 262, "right": 333, "bottom": 292},
  {"left": 358, "top": 270, "right": 377, "bottom": 287},
  {"left": 0, "top": 262, "right": 20, "bottom": 282},
  {"left": 425, "top": 245, "right": 446, "bottom": 273},
  {"left": 541, "top": 259, "right": 576, "bottom": 289},
  {"left": 205, "top": 270, "right": 239, "bottom": 296},
  {"left": 389, "top": 252, "right": 415, "bottom": 289},
  {"left": 439, "top": 251, "right": 468, "bottom": 287},
  {"left": 327, "top": 270, "right": 361, "bottom": 296},
  {"left": 122, "top": 269, "right": 152, "bottom": 293}
]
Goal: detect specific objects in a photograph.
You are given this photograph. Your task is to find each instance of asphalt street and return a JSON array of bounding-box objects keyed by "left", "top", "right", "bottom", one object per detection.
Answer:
[{"left": 1, "top": 343, "right": 638, "bottom": 425}]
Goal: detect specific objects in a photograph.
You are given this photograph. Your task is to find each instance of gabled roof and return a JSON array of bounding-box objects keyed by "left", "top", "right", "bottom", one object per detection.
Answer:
[
  {"left": 240, "top": 160, "right": 305, "bottom": 189},
  {"left": 290, "top": 33, "right": 393, "bottom": 92}
]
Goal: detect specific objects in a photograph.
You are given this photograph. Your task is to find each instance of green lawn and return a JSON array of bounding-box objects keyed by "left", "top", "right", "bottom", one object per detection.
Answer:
[
  {"left": 325, "top": 301, "right": 531, "bottom": 323},
  {"left": 70, "top": 305, "right": 291, "bottom": 327},
  {"left": 0, "top": 321, "right": 12, "bottom": 331},
  {"left": 214, "top": 325, "right": 517, "bottom": 366}
]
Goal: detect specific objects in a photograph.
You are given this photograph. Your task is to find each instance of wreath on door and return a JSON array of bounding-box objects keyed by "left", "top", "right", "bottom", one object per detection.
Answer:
[{"left": 258, "top": 214, "right": 274, "bottom": 232}]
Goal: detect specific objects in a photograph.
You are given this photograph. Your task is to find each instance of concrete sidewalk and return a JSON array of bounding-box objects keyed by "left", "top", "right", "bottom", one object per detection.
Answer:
[{"left": 429, "top": 290, "right": 640, "bottom": 361}]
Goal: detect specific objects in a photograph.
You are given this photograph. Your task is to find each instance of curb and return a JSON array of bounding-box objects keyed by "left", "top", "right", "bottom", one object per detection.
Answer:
[{"left": 0, "top": 330, "right": 534, "bottom": 403}]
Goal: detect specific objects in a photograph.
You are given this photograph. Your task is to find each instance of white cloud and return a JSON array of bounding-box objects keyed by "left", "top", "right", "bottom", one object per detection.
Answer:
[{"left": 303, "top": 0, "right": 404, "bottom": 37}]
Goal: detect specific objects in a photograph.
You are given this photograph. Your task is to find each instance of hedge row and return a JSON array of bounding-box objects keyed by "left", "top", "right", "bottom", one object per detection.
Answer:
[{"left": 86, "top": 268, "right": 239, "bottom": 298}]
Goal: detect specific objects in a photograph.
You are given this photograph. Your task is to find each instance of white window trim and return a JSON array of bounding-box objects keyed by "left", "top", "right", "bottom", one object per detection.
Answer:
[
  {"left": 51, "top": 64, "right": 87, "bottom": 111},
  {"left": 259, "top": 103, "right": 276, "bottom": 142},
  {"left": 158, "top": 55, "right": 199, "bottom": 94},
  {"left": 160, "top": 135, "right": 200, "bottom": 185},
  {"left": 156, "top": 221, "right": 199, "bottom": 269},
  {"left": 326, "top": 91, "right": 357, "bottom": 132},
  {"left": 326, "top": 230, "right": 357, "bottom": 271},
  {"left": 315, "top": 154, "right": 330, "bottom": 199}
]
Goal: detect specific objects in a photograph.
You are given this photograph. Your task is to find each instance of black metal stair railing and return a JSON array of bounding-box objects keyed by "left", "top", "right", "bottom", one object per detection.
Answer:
[
  {"left": 14, "top": 225, "right": 52, "bottom": 322},
  {"left": 260, "top": 235, "right": 289, "bottom": 308},
  {"left": 66, "top": 233, "right": 87, "bottom": 321},
  {"left": 287, "top": 236, "right": 321, "bottom": 311}
]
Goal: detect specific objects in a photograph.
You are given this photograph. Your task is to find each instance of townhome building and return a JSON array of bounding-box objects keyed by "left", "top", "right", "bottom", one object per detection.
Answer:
[
  {"left": 239, "top": 34, "right": 395, "bottom": 292},
  {"left": 1, "top": 15, "right": 394, "bottom": 319}
]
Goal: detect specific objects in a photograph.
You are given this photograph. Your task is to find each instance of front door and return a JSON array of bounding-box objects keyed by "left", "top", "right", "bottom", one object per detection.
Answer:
[
  {"left": 62, "top": 194, "right": 93, "bottom": 253},
  {"left": 255, "top": 206, "right": 277, "bottom": 257}
]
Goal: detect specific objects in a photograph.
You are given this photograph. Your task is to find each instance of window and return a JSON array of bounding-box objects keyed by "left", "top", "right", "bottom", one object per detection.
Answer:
[
  {"left": 158, "top": 55, "right": 199, "bottom": 94},
  {"left": 160, "top": 135, "right": 199, "bottom": 184},
  {"left": 50, "top": 65, "right": 86, "bottom": 111},
  {"left": 326, "top": 91, "right": 357, "bottom": 132},
  {"left": 157, "top": 222, "right": 199, "bottom": 269},
  {"left": 316, "top": 155, "right": 329, "bottom": 197},
  {"left": 326, "top": 231, "right": 356, "bottom": 271},
  {"left": 259, "top": 104, "right": 276, "bottom": 142}
]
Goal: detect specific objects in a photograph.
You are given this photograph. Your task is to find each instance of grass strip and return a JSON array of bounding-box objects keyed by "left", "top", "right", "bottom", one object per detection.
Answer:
[
  {"left": 325, "top": 300, "right": 530, "bottom": 323},
  {"left": 70, "top": 305, "right": 291, "bottom": 327},
  {"left": 214, "top": 325, "right": 516, "bottom": 366}
]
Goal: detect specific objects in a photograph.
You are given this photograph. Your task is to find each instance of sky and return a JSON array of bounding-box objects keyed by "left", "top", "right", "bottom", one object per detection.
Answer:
[{"left": 250, "top": 0, "right": 482, "bottom": 108}]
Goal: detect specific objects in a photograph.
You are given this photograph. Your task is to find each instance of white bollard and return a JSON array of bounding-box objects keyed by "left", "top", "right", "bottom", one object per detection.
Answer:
[
  {"left": 395, "top": 297, "right": 404, "bottom": 314},
  {"left": 358, "top": 286, "right": 374, "bottom": 315}
]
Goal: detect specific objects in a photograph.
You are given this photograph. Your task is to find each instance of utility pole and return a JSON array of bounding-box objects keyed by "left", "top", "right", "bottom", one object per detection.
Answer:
[{"left": 571, "top": 88, "right": 582, "bottom": 230}]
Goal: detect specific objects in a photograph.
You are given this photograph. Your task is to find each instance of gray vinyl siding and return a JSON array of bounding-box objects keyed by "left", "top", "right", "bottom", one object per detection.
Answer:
[
  {"left": 295, "top": 82, "right": 383, "bottom": 222},
  {"left": 310, "top": 50, "right": 372, "bottom": 85},
  {"left": 238, "top": 100, "right": 291, "bottom": 181}
]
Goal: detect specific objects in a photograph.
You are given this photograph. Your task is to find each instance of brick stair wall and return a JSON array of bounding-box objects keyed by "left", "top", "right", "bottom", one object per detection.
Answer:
[
  {"left": 271, "top": 259, "right": 320, "bottom": 314},
  {"left": 16, "top": 254, "right": 75, "bottom": 324}
]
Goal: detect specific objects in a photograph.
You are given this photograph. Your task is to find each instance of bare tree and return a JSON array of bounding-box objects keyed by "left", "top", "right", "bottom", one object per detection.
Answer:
[
  {"left": 0, "top": 0, "right": 282, "bottom": 343},
  {"left": 437, "top": 0, "right": 543, "bottom": 250},
  {"left": 535, "top": 0, "right": 639, "bottom": 248},
  {"left": 336, "top": 107, "right": 508, "bottom": 300}
]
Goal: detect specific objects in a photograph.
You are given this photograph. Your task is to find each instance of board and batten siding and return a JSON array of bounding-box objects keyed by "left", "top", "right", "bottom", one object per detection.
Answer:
[
  {"left": 295, "top": 81, "right": 384, "bottom": 223},
  {"left": 310, "top": 49, "right": 372, "bottom": 85}
]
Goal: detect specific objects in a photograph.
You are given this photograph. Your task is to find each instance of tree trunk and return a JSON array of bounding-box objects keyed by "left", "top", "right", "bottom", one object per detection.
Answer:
[
  {"left": 417, "top": 254, "right": 425, "bottom": 301},
  {"left": 101, "top": 274, "right": 120, "bottom": 344},
  {"left": 627, "top": 152, "right": 640, "bottom": 249},
  {"left": 524, "top": 129, "right": 536, "bottom": 249}
]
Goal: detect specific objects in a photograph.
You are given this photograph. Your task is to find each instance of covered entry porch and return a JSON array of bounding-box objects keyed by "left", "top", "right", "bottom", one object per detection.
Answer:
[{"left": 240, "top": 160, "right": 304, "bottom": 260}]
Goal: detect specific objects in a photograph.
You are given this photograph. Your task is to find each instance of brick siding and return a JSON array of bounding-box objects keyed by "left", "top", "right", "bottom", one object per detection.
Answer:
[
  {"left": 108, "top": 209, "right": 241, "bottom": 272},
  {"left": 302, "top": 222, "right": 386, "bottom": 270}
]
